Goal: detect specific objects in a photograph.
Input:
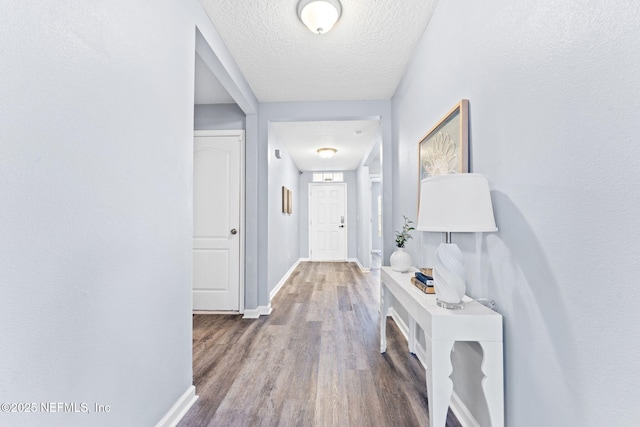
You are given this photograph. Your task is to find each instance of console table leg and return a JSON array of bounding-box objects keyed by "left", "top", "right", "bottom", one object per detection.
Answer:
[
  {"left": 426, "top": 337, "right": 455, "bottom": 427},
  {"left": 380, "top": 285, "right": 391, "bottom": 353},
  {"left": 479, "top": 341, "right": 504, "bottom": 427}
]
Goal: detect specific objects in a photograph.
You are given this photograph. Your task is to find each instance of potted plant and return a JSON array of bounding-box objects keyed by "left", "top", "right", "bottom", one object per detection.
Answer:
[{"left": 391, "top": 216, "right": 414, "bottom": 272}]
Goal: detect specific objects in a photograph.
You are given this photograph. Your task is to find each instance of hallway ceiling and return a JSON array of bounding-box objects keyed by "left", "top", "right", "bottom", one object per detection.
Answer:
[
  {"left": 199, "top": 0, "right": 438, "bottom": 103},
  {"left": 271, "top": 120, "right": 380, "bottom": 171},
  {"left": 196, "top": 0, "right": 437, "bottom": 171}
]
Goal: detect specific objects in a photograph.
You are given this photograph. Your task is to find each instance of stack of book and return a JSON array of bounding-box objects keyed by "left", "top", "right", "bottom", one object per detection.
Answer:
[{"left": 411, "top": 269, "right": 435, "bottom": 294}]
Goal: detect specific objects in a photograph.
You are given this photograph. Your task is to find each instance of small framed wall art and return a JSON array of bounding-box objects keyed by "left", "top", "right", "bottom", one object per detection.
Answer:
[
  {"left": 282, "top": 186, "right": 288, "bottom": 213},
  {"left": 282, "top": 186, "right": 293, "bottom": 214}
]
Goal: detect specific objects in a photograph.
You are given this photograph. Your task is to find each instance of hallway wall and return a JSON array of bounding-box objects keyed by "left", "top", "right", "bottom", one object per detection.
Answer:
[
  {"left": 267, "top": 137, "right": 301, "bottom": 295},
  {"left": 392, "top": 0, "right": 640, "bottom": 425},
  {"left": 356, "top": 164, "right": 372, "bottom": 269},
  {"left": 194, "top": 103, "right": 245, "bottom": 130},
  {"left": 0, "top": 1, "right": 256, "bottom": 425}
]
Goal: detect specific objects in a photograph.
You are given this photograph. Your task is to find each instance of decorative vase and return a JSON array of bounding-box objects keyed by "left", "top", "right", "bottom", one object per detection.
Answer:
[{"left": 390, "top": 248, "right": 412, "bottom": 272}]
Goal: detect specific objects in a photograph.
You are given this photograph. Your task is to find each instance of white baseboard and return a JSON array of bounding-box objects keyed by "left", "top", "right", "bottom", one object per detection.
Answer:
[
  {"left": 242, "top": 308, "right": 260, "bottom": 319},
  {"left": 242, "top": 304, "right": 272, "bottom": 319},
  {"left": 270, "top": 258, "right": 304, "bottom": 300},
  {"left": 348, "top": 258, "right": 370, "bottom": 273},
  {"left": 387, "top": 311, "right": 479, "bottom": 427},
  {"left": 259, "top": 304, "right": 272, "bottom": 316},
  {"left": 155, "top": 385, "right": 198, "bottom": 427},
  {"left": 192, "top": 310, "right": 239, "bottom": 315},
  {"left": 388, "top": 308, "right": 409, "bottom": 338},
  {"left": 450, "top": 392, "right": 481, "bottom": 427}
]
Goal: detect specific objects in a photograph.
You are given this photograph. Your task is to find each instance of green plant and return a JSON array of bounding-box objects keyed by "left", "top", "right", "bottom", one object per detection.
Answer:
[{"left": 394, "top": 216, "right": 415, "bottom": 248}]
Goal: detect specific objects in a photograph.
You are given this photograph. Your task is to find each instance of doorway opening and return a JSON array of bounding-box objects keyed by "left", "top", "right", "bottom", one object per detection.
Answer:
[
  {"left": 308, "top": 182, "right": 348, "bottom": 261},
  {"left": 192, "top": 131, "right": 245, "bottom": 312}
]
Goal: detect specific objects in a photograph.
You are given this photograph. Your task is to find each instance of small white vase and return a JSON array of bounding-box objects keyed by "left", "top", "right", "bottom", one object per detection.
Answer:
[{"left": 390, "top": 248, "right": 412, "bottom": 272}]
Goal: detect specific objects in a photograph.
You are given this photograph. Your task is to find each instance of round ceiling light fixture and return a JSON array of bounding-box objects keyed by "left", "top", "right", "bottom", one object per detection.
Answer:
[
  {"left": 297, "top": 0, "right": 342, "bottom": 35},
  {"left": 317, "top": 147, "right": 337, "bottom": 158}
]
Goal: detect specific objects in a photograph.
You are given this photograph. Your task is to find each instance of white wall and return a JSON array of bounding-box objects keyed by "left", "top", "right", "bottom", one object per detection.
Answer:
[
  {"left": 0, "top": 1, "right": 257, "bottom": 426},
  {"left": 392, "top": 0, "right": 640, "bottom": 425},
  {"left": 267, "top": 137, "right": 300, "bottom": 295}
]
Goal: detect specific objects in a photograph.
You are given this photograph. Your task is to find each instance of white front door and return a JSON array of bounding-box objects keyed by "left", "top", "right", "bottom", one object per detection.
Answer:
[
  {"left": 309, "top": 183, "right": 347, "bottom": 261},
  {"left": 193, "top": 131, "right": 243, "bottom": 311}
]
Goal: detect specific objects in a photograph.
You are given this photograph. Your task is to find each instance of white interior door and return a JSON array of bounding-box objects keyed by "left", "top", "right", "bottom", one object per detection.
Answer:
[
  {"left": 193, "top": 131, "right": 242, "bottom": 311},
  {"left": 309, "top": 183, "right": 347, "bottom": 261}
]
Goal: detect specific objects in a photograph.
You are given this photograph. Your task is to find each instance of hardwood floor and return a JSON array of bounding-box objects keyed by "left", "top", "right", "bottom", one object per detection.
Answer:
[{"left": 179, "top": 262, "right": 461, "bottom": 427}]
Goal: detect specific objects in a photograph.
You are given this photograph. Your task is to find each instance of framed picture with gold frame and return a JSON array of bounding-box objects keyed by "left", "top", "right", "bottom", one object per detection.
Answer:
[
  {"left": 418, "top": 99, "right": 469, "bottom": 181},
  {"left": 282, "top": 186, "right": 288, "bottom": 213},
  {"left": 282, "top": 186, "right": 293, "bottom": 214}
]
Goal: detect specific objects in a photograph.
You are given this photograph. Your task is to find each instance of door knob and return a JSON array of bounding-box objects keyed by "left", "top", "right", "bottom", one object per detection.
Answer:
[
  {"left": 338, "top": 225, "right": 345, "bottom": 228},
  {"left": 230, "top": 228, "right": 238, "bottom": 235}
]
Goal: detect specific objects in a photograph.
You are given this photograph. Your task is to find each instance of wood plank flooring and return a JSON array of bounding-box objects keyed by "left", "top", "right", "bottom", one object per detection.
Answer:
[{"left": 179, "top": 262, "right": 461, "bottom": 427}]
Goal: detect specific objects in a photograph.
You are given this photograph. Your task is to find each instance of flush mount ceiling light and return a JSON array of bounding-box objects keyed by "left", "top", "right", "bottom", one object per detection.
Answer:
[
  {"left": 317, "top": 147, "right": 337, "bottom": 158},
  {"left": 297, "top": 0, "right": 342, "bottom": 35}
]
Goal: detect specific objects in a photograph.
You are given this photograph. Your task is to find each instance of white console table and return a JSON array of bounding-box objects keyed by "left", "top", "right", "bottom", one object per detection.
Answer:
[{"left": 380, "top": 267, "right": 504, "bottom": 427}]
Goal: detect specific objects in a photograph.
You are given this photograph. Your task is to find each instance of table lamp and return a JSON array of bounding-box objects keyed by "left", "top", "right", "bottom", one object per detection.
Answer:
[{"left": 417, "top": 174, "right": 497, "bottom": 309}]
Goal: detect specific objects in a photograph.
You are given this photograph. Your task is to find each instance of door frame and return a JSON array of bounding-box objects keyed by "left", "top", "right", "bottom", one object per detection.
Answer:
[
  {"left": 193, "top": 129, "right": 245, "bottom": 314},
  {"left": 308, "top": 182, "right": 348, "bottom": 261}
]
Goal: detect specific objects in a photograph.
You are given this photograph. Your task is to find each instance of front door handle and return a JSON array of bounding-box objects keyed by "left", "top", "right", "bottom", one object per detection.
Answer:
[
  {"left": 230, "top": 228, "right": 238, "bottom": 235},
  {"left": 338, "top": 225, "right": 344, "bottom": 228}
]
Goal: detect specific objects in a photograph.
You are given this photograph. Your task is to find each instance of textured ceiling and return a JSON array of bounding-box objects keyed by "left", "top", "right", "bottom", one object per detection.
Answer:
[
  {"left": 271, "top": 120, "right": 379, "bottom": 171},
  {"left": 199, "top": 0, "right": 438, "bottom": 102}
]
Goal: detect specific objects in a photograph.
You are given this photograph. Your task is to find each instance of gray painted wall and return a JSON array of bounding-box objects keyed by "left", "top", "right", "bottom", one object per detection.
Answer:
[
  {"left": 371, "top": 181, "right": 382, "bottom": 252},
  {"left": 267, "top": 138, "right": 301, "bottom": 295},
  {"left": 356, "top": 165, "right": 371, "bottom": 268},
  {"left": 392, "top": 0, "right": 640, "bottom": 425},
  {"left": 0, "top": 1, "right": 260, "bottom": 426},
  {"left": 299, "top": 171, "right": 357, "bottom": 260},
  {"left": 194, "top": 103, "right": 246, "bottom": 130}
]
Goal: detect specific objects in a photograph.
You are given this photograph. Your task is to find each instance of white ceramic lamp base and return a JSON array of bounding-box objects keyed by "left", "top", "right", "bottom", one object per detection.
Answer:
[{"left": 433, "top": 243, "right": 466, "bottom": 309}]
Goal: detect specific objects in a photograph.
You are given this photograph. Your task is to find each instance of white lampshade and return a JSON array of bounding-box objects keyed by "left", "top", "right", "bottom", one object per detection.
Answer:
[
  {"left": 298, "top": 0, "right": 342, "bottom": 34},
  {"left": 417, "top": 173, "right": 497, "bottom": 310},
  {"left": 417, "top": 173, "right": 497, "bottom": 233}
]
